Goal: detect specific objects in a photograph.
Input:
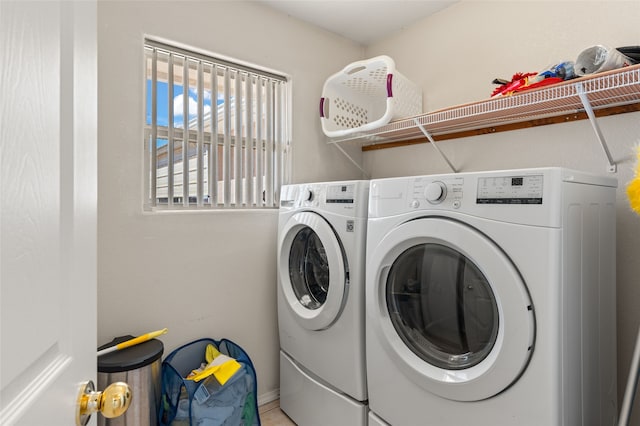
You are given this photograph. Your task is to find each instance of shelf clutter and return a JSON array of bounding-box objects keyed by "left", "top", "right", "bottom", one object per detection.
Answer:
[{"left": 326, "top": 64, "right": 640, "bottom": 153}]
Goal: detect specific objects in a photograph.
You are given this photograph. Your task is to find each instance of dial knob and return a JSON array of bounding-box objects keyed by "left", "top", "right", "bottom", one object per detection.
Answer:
[
  {"left": 425, "top": 181, "right": 446, "bottom": 204},
  {"left": 303, "top": 189, "right": 314, "bottom": 201}
]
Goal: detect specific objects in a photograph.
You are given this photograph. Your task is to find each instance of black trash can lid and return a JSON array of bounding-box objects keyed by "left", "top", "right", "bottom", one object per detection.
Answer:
[{"left": 98, "top": 335, "right": 164, "bottom": 373}]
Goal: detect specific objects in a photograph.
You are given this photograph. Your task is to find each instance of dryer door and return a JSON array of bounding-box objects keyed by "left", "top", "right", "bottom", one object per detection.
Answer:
[
  {"left": 279, "top": 211, "right": 347, "bottom": 331},
  {"left": 368, "top": 217, "right": 535, "bottom": 402}
]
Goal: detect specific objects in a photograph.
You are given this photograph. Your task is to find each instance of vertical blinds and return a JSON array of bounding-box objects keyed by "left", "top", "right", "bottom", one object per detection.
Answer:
[{"left": 144, "top": 40, "right": 290, "bottom": 209}]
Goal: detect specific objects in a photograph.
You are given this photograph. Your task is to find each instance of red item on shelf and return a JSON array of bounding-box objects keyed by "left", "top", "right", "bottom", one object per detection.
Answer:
[{"left": 491, "top": 72, "right": 564, "bottom": 97}]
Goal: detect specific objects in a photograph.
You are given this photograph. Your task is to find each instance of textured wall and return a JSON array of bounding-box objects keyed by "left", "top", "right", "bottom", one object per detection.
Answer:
[{"left": 97, "top": 0, "right": 362, "bottom": 400}]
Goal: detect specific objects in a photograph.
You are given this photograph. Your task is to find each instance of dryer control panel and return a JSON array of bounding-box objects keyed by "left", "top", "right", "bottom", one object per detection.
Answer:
[
  {"left": 409, "top": 177, "right": 464, "bottom": 209},
  {"left": 477, "top": 174, "right": 543, "bottom": 204},
  {"left": 326, "top": 184, "right": 356, "bottom": 204},
  {"left": 370, "top": 168, "right": 616, "bottom": 228},
  {"left": 280, "top": 181, "right": 369, "bottom": 218}
]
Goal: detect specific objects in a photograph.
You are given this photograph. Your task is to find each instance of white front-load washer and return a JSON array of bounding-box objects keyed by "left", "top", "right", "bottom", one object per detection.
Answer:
[
  {"left": 366, "top": 168, "right": 617, "bottom": 425},
  {"left": 278, "top": 180, "right": 369, "bottom": 426}
]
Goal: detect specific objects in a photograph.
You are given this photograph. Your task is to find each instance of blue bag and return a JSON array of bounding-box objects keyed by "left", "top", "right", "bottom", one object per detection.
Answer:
[{"left": 159, "top": 338, "right": 260, "bottom": 426}]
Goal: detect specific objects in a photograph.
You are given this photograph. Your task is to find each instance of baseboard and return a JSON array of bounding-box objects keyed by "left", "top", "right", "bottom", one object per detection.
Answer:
[{"left": 258, "top": 389, "right": 280, "bottom": 407}]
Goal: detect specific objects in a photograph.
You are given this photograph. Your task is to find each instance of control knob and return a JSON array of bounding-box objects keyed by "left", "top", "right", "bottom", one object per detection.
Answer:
[
  {"left": 303, "top": 189, "right": 314, "bottom": 201},
  {"left": 425, "top": 181, "right": 447, "bottom": 204}
]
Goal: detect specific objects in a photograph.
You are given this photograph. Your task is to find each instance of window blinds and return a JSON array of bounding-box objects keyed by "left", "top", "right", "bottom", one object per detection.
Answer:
[{"left": 144, "top": 41, "right": 290, "bottom": 209}]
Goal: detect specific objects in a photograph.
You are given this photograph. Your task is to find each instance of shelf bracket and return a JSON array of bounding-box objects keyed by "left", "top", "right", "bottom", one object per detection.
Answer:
[
  {"left": 331, "top": 142, "right": 370, "bottom": 178},
  {"left": 576, "top": 82, "right": 617, "bottom": 173},
  {"left": 414, "top": 119, "right": 457, "bottom": 173}
]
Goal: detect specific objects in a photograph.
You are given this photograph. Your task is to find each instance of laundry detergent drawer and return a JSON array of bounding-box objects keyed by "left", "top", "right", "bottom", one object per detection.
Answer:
[{"left": 279, "top": 351, "right": 367, "bottom": 426}]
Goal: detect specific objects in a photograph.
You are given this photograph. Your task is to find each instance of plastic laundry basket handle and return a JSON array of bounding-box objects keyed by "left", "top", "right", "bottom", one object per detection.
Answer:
[{"left": 387, "top": 74, "right": 393, "bottom": 97}]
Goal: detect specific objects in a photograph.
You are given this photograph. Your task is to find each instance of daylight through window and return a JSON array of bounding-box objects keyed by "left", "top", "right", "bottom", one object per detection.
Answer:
[{"left": 144, "top": 40, "right": 290, "bottom": 209}]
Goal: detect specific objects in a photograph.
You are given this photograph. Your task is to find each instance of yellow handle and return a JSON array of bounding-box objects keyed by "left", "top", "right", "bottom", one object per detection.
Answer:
[
  {"left": 98, "top": 328, "right": 168, "bottom": 357},
  {"left": 115, "top": 328, "right": 168, "bottom": 350}
]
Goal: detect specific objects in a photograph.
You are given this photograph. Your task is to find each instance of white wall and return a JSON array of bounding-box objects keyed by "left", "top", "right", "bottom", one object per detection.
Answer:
[
  {"left": 97, "top": 0, "right": 363, "bottom": 400},
  {"left": 365, "top": 0, "right": 640, "bottom": 423}
]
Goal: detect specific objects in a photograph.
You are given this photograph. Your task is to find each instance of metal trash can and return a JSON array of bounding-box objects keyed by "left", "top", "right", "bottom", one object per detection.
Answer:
[{"left": 97, "top": 335, "right": 164, "bottom": 426}]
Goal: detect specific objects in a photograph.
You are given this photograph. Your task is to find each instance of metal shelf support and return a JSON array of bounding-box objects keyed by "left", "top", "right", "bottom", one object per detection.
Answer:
[
  {"left": 415, "top": 119, "right": 457, "bottom": 173},
  {"left": 576, "top": 82, "right": 617, "bottom": 173},
  {"left": 331, "top": 141, "right": 370, "bottom": 178}
]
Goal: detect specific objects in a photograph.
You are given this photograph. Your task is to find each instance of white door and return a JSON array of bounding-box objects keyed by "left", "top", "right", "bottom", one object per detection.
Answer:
[{"left": 1, "top": 1, "right": 99, "bottom": 425}]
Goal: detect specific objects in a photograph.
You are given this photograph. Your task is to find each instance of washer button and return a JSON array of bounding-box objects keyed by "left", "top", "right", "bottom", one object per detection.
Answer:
[
  {"left": 410, "top": 199, "right": 420, "bottom": 209},
  {"left": 453, "top": 200, "right": 461, "bottom": 209}
]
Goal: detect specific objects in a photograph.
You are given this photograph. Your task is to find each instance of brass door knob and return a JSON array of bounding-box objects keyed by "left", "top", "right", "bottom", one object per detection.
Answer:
[{"left": 76, "top": 380, "right": 132, "bottom": 426}]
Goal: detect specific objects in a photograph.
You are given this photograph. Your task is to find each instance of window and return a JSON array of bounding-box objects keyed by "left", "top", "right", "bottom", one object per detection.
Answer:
[{"left": 144, "top": 40, "right": 290, "bottom": 210}]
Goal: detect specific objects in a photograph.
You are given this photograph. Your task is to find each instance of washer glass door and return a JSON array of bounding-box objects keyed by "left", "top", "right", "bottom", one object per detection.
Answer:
[
  {"left": 387, "top": 243, "right": 499, "bottom": 371},
  {"left": 279, "top": 212, "right": 347, "bottom": 330},
  {"left": 289, "top": 227, "right": 331, "bottom": 310},
  {"left": 369, "top": 217, "right": 535, "bottom": 402}
]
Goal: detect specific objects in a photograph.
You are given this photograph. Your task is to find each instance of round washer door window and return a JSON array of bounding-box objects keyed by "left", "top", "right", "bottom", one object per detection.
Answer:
[
  {"left": 279, "top": 212, "right": 347, "bottom": 331},
  {"left": 289, "top": 227, "right": 330, "bottom": 310},
  {"left": 387, "top": 243, "right": 500, "bottom": 371},
  {"left": 368, "top": 217, "right": 535, "bottom": 402}
]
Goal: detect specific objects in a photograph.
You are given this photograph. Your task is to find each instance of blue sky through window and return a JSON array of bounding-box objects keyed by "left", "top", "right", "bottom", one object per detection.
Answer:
[{"left": 146, "top": 80, "right": 225, "bottom": 148}]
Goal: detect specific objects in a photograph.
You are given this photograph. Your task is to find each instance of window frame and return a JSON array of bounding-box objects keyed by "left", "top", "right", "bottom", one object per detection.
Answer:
[{"left": 143, "top": 39, "right": 291, "bottom": 211}]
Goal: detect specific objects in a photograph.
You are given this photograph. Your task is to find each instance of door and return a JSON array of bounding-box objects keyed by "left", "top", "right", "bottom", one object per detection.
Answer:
[
  {"left": 367, "top": 217, "right": 535, "bottom": 402},
  {"left": 278, "top": 211, "right": 347, "bottom": 331},
  {"left": 1, "top": 1, "right": 98, "bottom": 425}
]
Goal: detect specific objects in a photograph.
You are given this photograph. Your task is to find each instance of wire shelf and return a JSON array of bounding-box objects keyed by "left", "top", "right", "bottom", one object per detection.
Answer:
[{"left": 328, "top": 64, "right": 640, "bottom": 147}]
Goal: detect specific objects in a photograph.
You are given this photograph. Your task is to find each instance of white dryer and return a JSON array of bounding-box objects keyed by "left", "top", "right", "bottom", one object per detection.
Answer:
[
  {"left": 366, "top": 168, "right": 617, "bottom": 425},
  {"left": 278, "top": 180, "right": 369, "bottom": 426}
]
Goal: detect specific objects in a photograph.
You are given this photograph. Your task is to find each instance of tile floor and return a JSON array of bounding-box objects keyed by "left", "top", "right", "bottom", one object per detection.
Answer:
[{"left": 259, "top": 400, "right": 297, "bottom": 426}]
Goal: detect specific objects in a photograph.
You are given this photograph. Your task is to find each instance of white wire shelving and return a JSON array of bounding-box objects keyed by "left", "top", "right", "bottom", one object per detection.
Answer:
[{"left": 327, "top": 64, "right": 640, "bottom": 173}]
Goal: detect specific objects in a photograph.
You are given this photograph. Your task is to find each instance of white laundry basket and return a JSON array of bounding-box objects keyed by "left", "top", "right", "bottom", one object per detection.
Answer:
[{"left": 320, "top": 55, "right": 422, "bottom": 138}]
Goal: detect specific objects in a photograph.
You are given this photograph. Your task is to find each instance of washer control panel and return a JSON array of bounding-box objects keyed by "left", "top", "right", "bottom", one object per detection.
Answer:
[
  {"left": 326, "top": 184, "right": 355, "bottom": 204},
  {"left": 477, "top": 174, "right": 543, "bottom": 204},
  {"left": 410, "top": 177, "right": 464, "bottom": 209},
  {"left": 280, "top": 182, "right": 369, "bottom": 218}
]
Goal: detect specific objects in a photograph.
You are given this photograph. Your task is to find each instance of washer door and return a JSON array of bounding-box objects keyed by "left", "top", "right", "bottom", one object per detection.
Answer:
[
  {"left": 368, "top": 217, "right": 535, "bottom": 402},
  {"left": 279, "top": 212, "right": 348, "bottom": 331}
]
